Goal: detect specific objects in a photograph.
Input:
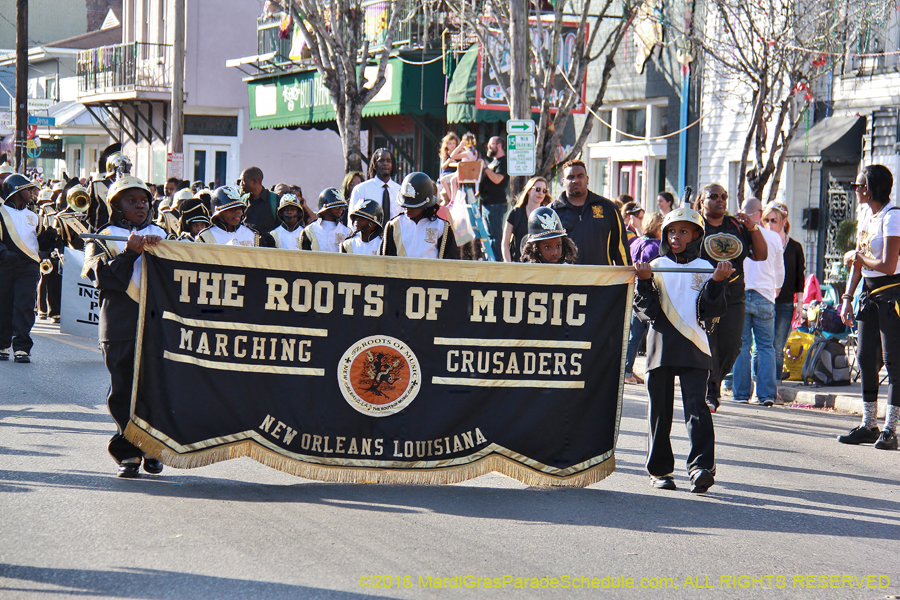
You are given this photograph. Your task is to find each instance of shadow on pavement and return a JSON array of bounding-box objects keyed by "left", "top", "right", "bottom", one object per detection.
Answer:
[
  {"left": 1, "top": 468, "right": 898, "bottom": 539},
  {"left": 0, "top": 564, "right": 390, "bottom": 600}
]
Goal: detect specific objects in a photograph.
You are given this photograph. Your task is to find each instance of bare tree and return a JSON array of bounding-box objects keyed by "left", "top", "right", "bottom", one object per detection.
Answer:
[
  {"left": 693, "top": 0, "right": 896, "bottom": 203},
  {"left": 280, "top": 0, "right": 405, "bottom": 172},
  {"left": 448, "top": 0, "right": 640, "bottom": 179}
]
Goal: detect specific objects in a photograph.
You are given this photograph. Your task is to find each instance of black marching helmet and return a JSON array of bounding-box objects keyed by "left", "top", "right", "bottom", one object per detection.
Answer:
[
  {"left": 2, "top": 173, "right": 39, "bottom": 203},
  {"left": 526, "top": 206, "right": 567, "bottom": 242},
  {"left": 317, "top": 188, "right": 347, "bottom": 214},
  {"left": 210, "top": 186, "right": 245, "bottom": 218},
  {"left": 277, "top": 193, "right": 304, "bottom": 214},
  {"left": 349, "top": 198, "right": 384, "bottom": 229},
  {"left": 178, "top": 198, "right": 211, "bottom": 232},
  {"left": 397, "top": 172, "right": 436, "bottom": 209}
]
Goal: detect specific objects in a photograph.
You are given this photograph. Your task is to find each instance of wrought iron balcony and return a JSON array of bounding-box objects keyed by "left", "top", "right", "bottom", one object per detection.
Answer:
[
  {"left": 77, "top": 42, "right": 173, "bottom": 98},
  {"left": 254, "top": 6, "right": 473, "bottom": 74}
]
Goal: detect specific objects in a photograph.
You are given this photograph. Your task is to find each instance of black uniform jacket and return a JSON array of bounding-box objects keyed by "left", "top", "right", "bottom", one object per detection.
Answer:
[
  {"left": 634, "top": 275, "right": 729, "bottom": 372},
  {"left": 550, "top": 190, "right": 630, "bottom": 266}
]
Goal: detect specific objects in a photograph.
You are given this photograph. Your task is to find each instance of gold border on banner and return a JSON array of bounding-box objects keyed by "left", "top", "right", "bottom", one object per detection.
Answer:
[
  {"left": 144, "top": 240, "right": 635, "bottom": 288},
  {"left": 125, "top": 420, "right": 616, "bottom": 487},
  {"left": 163, "top": 351, "right": 326, "bottom": 376},
  {"left": 433, "top": 337, "right": 592, "bottom": 349},
  {"left": 162, "top": 311, "right": 328, "bottom": 337},
  {"left": 431, "top": 377, "right": 584, "bottom": 388}
]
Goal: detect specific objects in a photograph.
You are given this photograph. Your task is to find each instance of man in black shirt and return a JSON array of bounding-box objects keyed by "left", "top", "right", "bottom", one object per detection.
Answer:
[
  {"left": 550, "top": 160, "right": 630, "bottom": 266},
  {"left": 479, "top": 136, "right": 509, "bottom": 260},
  {"left": 239, "top": 166, "right": 278, "bottom": 233}
]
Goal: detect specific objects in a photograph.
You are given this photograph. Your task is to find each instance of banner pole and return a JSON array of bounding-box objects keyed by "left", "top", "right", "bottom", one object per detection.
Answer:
[{"left": 78, "top": 235, "right": 716, "bottom": 273}]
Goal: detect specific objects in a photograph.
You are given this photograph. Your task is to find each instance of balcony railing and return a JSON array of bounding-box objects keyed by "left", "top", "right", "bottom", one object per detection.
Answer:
[
  {"left": 255, "top": 5, "right": 475, "bottom": 74},
  {"left": 77, "top": 42, "right": 173, "bottom": 97}
]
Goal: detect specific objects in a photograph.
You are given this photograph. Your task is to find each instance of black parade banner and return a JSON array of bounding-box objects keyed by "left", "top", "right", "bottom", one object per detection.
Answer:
[{"left": 126, "top": 242, "right": 634, "bottom": 486}]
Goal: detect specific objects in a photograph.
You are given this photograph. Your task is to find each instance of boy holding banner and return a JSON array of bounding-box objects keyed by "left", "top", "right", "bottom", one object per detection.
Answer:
[
  {"left": 83, "top": 176, "right": 166, "bottom": 478},
  {"left": 633, "top": 208, "right": 734, "bottom": 493}
]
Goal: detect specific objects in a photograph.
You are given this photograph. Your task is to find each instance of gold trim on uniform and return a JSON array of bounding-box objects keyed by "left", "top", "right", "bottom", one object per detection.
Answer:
[{"left": 0, "top": 204, "right": 41, "bottom": 263}]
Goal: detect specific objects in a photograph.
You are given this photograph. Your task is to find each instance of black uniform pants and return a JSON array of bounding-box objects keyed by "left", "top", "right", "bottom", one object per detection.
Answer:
[
  {"left": 706, "top": 301, "right": 745, "bottom": 405},
  {"left": 38, "top": 260, "right": 61, "bottom": 317},
  {"left": 857, "top": 289, "right": 900, "bottom": 408},
  {"left": 0, "top": 259, "right": 40, "bottom": 353},
  {"left": 646, "top": 367, "right": 715, "bottom": 478},
  {"left": 101, "top": 340, "right": 143, "bottom": 464}
]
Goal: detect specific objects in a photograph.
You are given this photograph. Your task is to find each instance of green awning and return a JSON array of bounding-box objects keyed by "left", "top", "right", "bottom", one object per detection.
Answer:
[
  {"left": 248, "top": 56, "right": 446, "bottom": 130},
  {"left": 446, "top": 46, "right": 510, "bottom": 124}
]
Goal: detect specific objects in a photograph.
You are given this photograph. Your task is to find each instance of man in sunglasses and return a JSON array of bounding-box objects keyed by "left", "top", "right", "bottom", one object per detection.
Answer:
[{"left": 694, "top": 184, "right": 768, "bottom": 413}]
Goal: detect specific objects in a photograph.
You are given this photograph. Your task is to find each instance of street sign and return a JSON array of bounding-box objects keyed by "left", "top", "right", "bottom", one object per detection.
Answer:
[
  {"left": 27, "top": 98, "right": 54, "bottom": 111},
  {"left": 506, "top": 119, "right": 535, "bottom": 134},
  {"left": 167, "top": 152, "right": 185, "bottom": 179},
  {"left": 28, "top": 115, "right": 55, "bottom": 126},
  {"left": 507, "top": 133, "right": 536, "bottom": 176}
]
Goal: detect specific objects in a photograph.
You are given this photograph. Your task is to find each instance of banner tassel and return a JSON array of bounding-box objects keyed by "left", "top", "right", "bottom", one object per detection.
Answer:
[{"left": 126, "top": 423, "right": 615, "bottom": 488}]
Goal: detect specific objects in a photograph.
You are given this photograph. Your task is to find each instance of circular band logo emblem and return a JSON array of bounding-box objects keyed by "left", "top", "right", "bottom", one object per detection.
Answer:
[
  {"left": 703, "top": 232, "right": 744, "bottom": 262},
  {"left": 338, "top": 336, "right": 421, "bottom": 417}
]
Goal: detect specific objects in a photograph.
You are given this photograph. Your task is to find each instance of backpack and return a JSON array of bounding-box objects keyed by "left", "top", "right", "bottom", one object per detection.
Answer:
[{"left": 801, "top": 338, "right": 851, "bottom": 386}]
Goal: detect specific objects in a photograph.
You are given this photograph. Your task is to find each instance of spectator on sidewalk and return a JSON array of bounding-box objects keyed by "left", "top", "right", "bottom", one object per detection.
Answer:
[
  {"left": 625, "top": 212, "right": 663, "bottom": 384},
  {"left": 839, "top": 165, "right": 900, "bottom": 450},
  {"left": 732, "top": 198, "right": 784, "bottom": 406},
  {"left": 479, "top": 136, "right": 510, "bottom": 260},
  {"left": 551, "top": 160, "right": 630, "bottom": 266},
  {"left": 762, "top": 202, "right": 805, "bottom": 388},
  {"left": 693, "top": 184, "right": 768, "bottom": 413}
]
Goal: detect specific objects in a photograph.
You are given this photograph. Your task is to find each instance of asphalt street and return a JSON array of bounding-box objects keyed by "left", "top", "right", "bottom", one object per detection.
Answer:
[{"left": 1, "top": 322, "right": 898, "bottom": 599}]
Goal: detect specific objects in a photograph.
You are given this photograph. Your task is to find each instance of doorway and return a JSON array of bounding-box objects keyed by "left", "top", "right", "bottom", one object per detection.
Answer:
[
  {"left": 190, "top": 145, "right": 230, "bottom": 188},
  {"left": 617, "top": 161, "right": 644, "bottom": 203}
]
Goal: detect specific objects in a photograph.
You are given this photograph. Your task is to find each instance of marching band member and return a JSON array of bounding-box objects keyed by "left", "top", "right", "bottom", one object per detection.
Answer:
[
  {"left": 174, "top": 198, "right": 210, "bottom": 241},
  {"left": 55, "top": 184, "right": 92, "bottom": 251},
  {"left": 156, "top": 188, "right": 190, "bottom": 235},
  {"left": 380, "top": 172, "right": 459, "bottom": 259},
  {"left": 197, "top": 186, "right": 275, "bottom": 247},
  {"left": 88, "top": 149, "right": 132, "bottom": 232},
  {"left": 0, "top": 174, "right": 56, "bottom": 362},
  {"left": 271, "top": 194, "right": 306, "bottom": 250},
  {"left": 340, "top": 199, "right": 383, "bottom": 255},
  {"left": 633, "top": 208, "right": 734, "bottom": 493},
  {"left": 82, "top": 175, "right": 166, "bottom": 477},
  {"left": 519, "top": 207, "right": 578, "bottom": 264},
  {"left": 36, "top": 189, "right": 62, "bottom": 322},
  {"left": 0, "top": 164, "right": 14, "bottom": 185},
  {"left": 298, "top": 188, "right": 351, "bottom": 252}
]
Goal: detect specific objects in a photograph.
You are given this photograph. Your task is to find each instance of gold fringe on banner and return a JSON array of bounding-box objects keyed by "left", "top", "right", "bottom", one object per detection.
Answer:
[{"left": 125, "top": 423, "right": 615, "bottom": 488}]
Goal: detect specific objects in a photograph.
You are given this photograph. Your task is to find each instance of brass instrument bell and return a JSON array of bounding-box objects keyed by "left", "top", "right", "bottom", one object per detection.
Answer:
[{"left": 67, "top": 185, "right": 90, "bottom": 213}]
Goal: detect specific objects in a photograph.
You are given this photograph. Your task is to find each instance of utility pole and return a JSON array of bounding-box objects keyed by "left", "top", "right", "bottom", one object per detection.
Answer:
[
  {"left": 508, "top": 0, "right": 529, "bottom": 197},
  {"left": 15, "top": 0, "right": 28, "bottom": 173},
  {"left": 171, "top": 0, "right": 185, "bottom": 155}
]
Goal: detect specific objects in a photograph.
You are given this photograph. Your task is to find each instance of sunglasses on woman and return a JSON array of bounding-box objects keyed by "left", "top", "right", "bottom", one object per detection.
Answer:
[
  {"left": 706, "top": 192, "right": 728, "bottom": 201},
  {"left": 849, "top": 183, "right": 867, "bottom": 191}
]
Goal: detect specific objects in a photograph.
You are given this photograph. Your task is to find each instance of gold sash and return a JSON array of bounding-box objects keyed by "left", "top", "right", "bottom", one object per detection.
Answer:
[
  {"left": 651, "top": 269, "right": 711, "bottom": 356},
  {"left": 0, "top": 204, "right": 41, "bottom": 264}
]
